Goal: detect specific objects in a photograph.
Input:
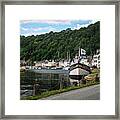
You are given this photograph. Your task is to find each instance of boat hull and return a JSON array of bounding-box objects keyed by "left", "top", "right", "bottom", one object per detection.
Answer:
[
  {"left": 69, "top": 63, "right": 90, "bottom": 80},
  {"left": 69, "top": 75, "right": 82, "bottom": 80}
]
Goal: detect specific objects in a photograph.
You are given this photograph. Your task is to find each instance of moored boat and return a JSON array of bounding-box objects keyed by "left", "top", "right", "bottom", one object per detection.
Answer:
[{"left": 69, "top": 62, "right": 91, "bottom": 80}]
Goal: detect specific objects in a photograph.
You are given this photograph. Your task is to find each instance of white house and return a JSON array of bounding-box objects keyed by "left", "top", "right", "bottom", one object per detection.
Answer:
[
  {"left": 92, "top": 53, "right": 100, "bottom": 68},
  {"left": 35, "top": 62, "right": 42, "bottom": 67},
  {"left": 42, "top": 60, "right": 57, "bottom": 67}
]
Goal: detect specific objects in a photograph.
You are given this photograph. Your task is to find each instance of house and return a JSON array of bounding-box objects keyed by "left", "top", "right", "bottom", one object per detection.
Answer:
[
  {"left": 20, "top": 60, "right": 26, "bottom": 66},
  {"left": 42, "top": 60, "right": 57, "bottom": 67},
  {"left": 92, "top": 51, "right": 100, "bottom": 68},
  {"left": 35, "top": 62, "right": 42, "bottom": 67}
]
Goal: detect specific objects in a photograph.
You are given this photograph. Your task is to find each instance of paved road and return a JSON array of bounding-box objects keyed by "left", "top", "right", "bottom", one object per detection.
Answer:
[{"left": 41, "top": 84, "right": 100, "bottom": 100}]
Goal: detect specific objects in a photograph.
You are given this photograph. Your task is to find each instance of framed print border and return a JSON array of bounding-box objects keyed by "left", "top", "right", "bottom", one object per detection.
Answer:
[{"left": 0, "top": 0, "right": 119, "bottom": 119}]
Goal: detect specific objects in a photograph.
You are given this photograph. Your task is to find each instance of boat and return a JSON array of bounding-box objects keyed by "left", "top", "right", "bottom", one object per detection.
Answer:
[
  {"left": 69, "top": 62, "right": 91, "bottom": 80},
  {"left": 55, "top": 66, "right": 63, "bottom": 69},
  {"left": 69, "top": 48, "right": 90, "bottom": 80}
]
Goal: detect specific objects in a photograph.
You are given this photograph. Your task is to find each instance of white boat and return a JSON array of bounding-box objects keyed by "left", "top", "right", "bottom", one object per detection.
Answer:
[
  {"left": 69, "top": 62, "right": 91, "bottom": 80},
  {"left": 69, "top": 47, "right": 91, "bottom": 80},
  {"left": 50, "top": 66, "right": 63, "bottom": 70},
  {"left": 37, "top": 67, "right": 42, "bottom": 69}
]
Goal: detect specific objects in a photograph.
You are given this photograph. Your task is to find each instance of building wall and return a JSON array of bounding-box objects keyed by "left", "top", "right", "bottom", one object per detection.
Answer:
[{"left": 92, "top": 53, "right": 100, "bottom": 68}]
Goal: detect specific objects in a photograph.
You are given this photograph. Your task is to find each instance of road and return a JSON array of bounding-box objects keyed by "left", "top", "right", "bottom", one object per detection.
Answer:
[{"left": 41, "top": 84, "right": 100, "bottom": 100}]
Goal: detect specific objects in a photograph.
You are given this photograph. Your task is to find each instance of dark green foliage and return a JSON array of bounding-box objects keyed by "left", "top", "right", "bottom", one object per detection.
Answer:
[{"left": 20, "top": 21, "right": 100, "bottom": 62}]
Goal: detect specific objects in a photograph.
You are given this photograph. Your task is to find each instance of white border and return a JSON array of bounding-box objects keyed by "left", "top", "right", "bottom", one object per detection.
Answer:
[{"left": 5, "top": 5, "right": 115, "bottom": 115}]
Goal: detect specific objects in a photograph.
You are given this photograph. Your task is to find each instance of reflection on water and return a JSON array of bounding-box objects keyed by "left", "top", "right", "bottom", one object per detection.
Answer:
[{"left": 20, "top": 70, "right": 70, "bottom": 98}]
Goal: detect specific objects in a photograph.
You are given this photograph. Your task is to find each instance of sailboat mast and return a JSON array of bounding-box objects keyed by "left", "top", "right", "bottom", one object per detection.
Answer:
[
  {"left": 67, "top": 52, "right": 68, "bottom": 61},
  {"left": 79, "top": 48, "right": 81, "bottom": 58},
  {"left": 58, "top": 51, "right": 59, "bottom": 58},
  {"left": 69, "top": 51, "right": 70, "bottom": 62}
]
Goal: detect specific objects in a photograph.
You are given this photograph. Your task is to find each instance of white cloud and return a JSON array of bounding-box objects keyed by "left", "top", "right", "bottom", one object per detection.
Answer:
[
  {"left": 20, "top": 20, "right": 99, "bottom": 36},
  {"left": 21, "top": 27, "right": 29, "bottom": 31},
  {"left": 21, "top": 26, "right": 57, "bottom": 32},
  {"left": 21, "top": 27, "right": 47, "bottom": 33},
  {"left": 32, "top": 27, "right": 47, "bottom": 31},
  {"left": 73, "top": 23, "right": 89, "bottom": 30},
  {"left": 20, "top": 26, "right": 59, "bottom": 36},
  {"left": 90, "top": 20, "right": 99, "bottom": 24},
  {"left": 21, "top": 31, "right": 47, "bottom": 37},
  {"left": 72, "top": 20, "right": 99, "bottom": 30},
  {"left": 20, "top": 20, "right": 71, "bottom": 25}
]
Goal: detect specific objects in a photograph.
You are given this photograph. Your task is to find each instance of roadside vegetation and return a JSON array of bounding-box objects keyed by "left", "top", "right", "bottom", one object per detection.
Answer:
[{"left": 85, "top": 68, "right": 100, "bottom": 81}]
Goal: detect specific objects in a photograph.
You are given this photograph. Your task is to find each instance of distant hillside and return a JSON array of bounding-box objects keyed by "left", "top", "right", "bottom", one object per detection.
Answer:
[{"left": 20, "top": 21, "right": 100, "bottom": 62}]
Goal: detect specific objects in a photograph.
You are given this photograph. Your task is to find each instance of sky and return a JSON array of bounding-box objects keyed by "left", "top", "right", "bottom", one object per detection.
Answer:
[{"left": 20, "top": 20, "right": 98, "bottom": 36}]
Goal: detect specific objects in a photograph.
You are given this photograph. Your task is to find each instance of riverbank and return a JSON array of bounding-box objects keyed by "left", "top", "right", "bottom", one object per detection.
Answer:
[{"left": 21, "top": 80, "right": 100, "bottom": 100}]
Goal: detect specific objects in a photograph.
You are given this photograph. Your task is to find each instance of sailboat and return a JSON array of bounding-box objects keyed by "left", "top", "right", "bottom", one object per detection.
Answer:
[
  {"left": 69, "top": 48, "right": 91, "bottom": 80},
  {"left": 63, "top": 51, "right": 71, "bottom": 70}
]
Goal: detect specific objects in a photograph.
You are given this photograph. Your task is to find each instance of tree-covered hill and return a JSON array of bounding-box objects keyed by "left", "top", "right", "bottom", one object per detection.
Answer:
[{"left": 20, "top": 21, "right": 100, "bottom": 62}]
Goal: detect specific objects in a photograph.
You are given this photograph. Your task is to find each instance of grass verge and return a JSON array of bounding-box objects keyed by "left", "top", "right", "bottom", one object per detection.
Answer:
[{"left": 21, "top": 81, "right": 100, "bottom": 100}]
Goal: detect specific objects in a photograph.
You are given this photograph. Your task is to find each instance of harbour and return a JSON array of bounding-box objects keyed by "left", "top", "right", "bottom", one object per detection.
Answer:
[
  {"left": 20, "top": 21, "right": 100, "bottom": 100},
  {"left": 20, "top": 48, "right": 100, "bottom": 99}
]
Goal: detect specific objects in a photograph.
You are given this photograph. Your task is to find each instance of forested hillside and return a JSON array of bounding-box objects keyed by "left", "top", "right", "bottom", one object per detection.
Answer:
[{"left": 20, "top": 21, "right": 100, "bottom": 62}]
